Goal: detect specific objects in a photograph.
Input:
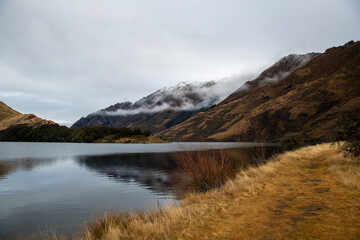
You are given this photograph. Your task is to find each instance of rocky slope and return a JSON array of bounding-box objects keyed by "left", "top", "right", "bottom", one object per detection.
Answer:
[
  {"left": 159, "top": 41, "right": 360, "bottom": 142},
  {"left": 0, "top": 102, "right": 54, "bottom": 130},
  {"left": 72, "top": 53, "right": 316, "bottom": 133}
]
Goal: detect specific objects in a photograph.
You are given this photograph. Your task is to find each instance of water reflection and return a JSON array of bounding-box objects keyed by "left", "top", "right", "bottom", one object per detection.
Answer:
[
  {"left": 0, "top": 158, "right": 57, "bottom": 179},
  {"left": 77, "top": 153, "right": 178, "bottom": 195},
  {"left": 75, "top": 147, "right": 279, "bottom": 196}
]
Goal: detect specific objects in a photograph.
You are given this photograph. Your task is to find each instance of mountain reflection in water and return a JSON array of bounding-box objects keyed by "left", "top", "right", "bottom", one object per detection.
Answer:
[
  {"left": 0, "top": 158, "right": 57, "bottom": 179},
  {"left": 77, "top": 153, "right": 178, "bottom": 195}
]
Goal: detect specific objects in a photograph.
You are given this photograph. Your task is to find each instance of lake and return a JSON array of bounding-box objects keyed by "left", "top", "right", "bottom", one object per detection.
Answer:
[{"left": 0, "top": 142, "right": 279, "bottom": 238}]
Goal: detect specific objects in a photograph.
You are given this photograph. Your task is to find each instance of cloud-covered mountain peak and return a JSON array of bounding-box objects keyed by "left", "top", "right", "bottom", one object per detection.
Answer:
[
  {"left": 83, "top": 53, "right": 319, "bottom": 119},
  {"left": 92, "top": 77, "right": 249, "bottom": 117},
  {"left": 72, "top": 50, "right": 323, "bottom": 130},
  {"left": 235, "top": 52, "right": 320, "bottom": 92}
]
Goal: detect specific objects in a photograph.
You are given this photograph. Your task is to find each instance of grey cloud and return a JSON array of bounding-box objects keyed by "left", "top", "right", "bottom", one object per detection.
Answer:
[{"left": 0, "top": 0, "right": 359, "bottom": 125}]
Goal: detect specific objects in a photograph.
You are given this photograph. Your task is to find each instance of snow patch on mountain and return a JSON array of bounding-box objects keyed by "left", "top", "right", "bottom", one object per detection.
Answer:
[
  {"left": 94, "top": 74, "right": 255, "bottom": 116},
  {"left": 89, "top": 53, "right": 319, "bottom": 117}
]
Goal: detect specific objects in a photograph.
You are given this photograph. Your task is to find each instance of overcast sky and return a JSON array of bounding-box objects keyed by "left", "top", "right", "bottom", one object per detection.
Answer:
[{"left": 0, "top": 0, "right": 359, "bottom": 125}]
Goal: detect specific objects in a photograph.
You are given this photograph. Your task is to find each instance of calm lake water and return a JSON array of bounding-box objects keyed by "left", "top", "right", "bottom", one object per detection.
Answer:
[{"left": 0, "top": 142, "right": 279, "bottom": 239}]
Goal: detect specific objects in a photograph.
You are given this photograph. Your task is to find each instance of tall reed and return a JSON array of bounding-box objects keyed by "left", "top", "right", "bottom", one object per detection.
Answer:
[{"left": 175, "top": 146, "right": 236, "bottom": 191}]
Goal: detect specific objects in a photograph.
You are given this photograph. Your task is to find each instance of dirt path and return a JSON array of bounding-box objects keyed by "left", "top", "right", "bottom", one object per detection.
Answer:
[{"left": 178, "top": 146, "right": 360, "bottom": 240}]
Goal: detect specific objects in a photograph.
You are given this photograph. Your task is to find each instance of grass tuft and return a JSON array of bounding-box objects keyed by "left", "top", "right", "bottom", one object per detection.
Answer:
[
  {"left": 327, "top": 149, "right": 360, "bottom": 190},
  {"left": 175, "top": 147, "right": 236, "bottom": 192}
]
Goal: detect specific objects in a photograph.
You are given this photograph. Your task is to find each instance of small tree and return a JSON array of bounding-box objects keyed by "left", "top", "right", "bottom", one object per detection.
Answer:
[
  {"left": 132, "top": 128, "right": 143, "bottom": 135},
  {"left": 142, "top": 129, "right": 152, "bottom": 137},
  {"left": 280, "top": 132, "right": 304, "bottom": 151}
]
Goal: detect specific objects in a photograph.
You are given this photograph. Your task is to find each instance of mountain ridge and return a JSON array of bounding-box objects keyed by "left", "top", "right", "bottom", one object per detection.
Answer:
[
  {"left": 159, "top": 41, "right": 360, "bottom": 142},
  {"left": 71, "top": 53, "right": 318, "bottom": 134}
]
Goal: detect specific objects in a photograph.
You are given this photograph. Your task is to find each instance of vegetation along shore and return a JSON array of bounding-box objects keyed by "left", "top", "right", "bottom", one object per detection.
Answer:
[{"left": 0, "top": 124, "right": 165, "bottom": 143}]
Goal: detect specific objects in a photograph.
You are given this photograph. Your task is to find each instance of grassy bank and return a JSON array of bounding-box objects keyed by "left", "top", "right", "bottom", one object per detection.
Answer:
[
  {"left": 72, "top": 143, "right": 358, "bottom": 240},
  {"left": 24, "top": 144, "right": 360, "bottom": 239}
]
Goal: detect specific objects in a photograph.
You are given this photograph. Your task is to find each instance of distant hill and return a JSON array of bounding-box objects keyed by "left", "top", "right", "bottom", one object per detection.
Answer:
[
  {"left": 0, "top": 101, "right": 20, "bottom": 121},
  {"left": 0, "top": 102, "right": 55, "bottom": 131},
  {"left": 159, "top": 41, "right": 360, "bottom": 142}
]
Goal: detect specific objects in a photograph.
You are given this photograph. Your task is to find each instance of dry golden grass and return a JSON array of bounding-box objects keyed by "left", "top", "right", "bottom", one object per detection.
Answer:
[
  {"left": 0, "top": 114, "right": 55, "bottom": 131},
  {"left": 75, "top": 143, "right": 360, "bottom": 240},
  {"left": 0, "top": 100, "right": 55, "bottom": 131},
  {"left": 0, "top": 101, "right": 20, "bottom": 122},
  {"left": 327, "top": 148, "right": 360, "bottom": 190}
]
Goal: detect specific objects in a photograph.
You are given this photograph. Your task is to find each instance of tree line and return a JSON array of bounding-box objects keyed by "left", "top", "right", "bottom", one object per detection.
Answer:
[{"left": 0, "top": 124, "right": 152, "bottom": 143}]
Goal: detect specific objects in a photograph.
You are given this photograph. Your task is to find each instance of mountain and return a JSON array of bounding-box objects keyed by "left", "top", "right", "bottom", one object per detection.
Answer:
[
  {"left": 72, "top": 53, "right": 316, "bottom": 133},
  {"left": 227, "top": 53, "right": 319, "bottom": 100},
  {"left": 72, "top": 81, "right": 217, "bottom": 132},
  {"left": 72, "top": 79, "right": 243, "bottom": 132},
  {"left": 0, "top": 102, "right": 55, "bottom": 131},
  {"left": 159, "top": 41, "right": 360, "bottom": 142}
]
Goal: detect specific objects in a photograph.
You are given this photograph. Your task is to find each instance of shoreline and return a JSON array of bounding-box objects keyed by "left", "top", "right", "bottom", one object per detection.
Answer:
[
  {"left": 7, "top": 143, "right": 360, "bottom": 239},
  {"left": 51, "top": 143, "right": 360, "bottom": 239}
]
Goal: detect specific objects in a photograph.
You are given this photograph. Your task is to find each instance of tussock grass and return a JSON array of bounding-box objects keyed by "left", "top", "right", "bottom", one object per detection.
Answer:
[
  {"left": 82, "top": 206, "right": 191, "bottom": 240},
  {"left": 175, "top": 148, "right": 236, "bottom": 191},
  {"left": 221, "top": 143, "right": 330, "bottom": 194},
  {"left": 327, "top": 147, "right": 360, "bottom": 190}
]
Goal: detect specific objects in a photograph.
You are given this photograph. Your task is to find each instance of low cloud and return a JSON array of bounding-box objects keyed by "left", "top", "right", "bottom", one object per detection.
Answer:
[
  {"left": 262, "top": 53, "right": 317, "bottom": 83},
  {"left": 95, "top": 73, "right": 256, "bottom": 116}
]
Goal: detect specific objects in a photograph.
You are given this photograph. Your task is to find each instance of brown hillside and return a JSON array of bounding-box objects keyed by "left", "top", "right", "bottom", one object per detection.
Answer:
[
  {"left": 0, "top": 101, "right": 20, "bottom": 122},
  {"left": 0, "top": 102, "right": 55, "bottom": 130},
  {"left": 160, "top": 41, "right": 360, "bottom": 142}
]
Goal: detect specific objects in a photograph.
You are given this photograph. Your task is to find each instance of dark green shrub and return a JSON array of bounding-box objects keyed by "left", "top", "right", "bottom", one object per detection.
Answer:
[
  {"left": 0, "top": 124, "right": 152, "bottom": 143},
  {"left": 331, "top": 103, "right": 360, "bottom": 156},
  {"left": 142, "top": 129, "right": 152, "bottom": 137},
  {"left": 115, "top": 127, "right": 132, "bottom": 138},
  {"left": 280, "top": 132, "right": 304, "bottom": 151},
  {"left": 132, "top": 128, "right": 142, "bottom": 135}
]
